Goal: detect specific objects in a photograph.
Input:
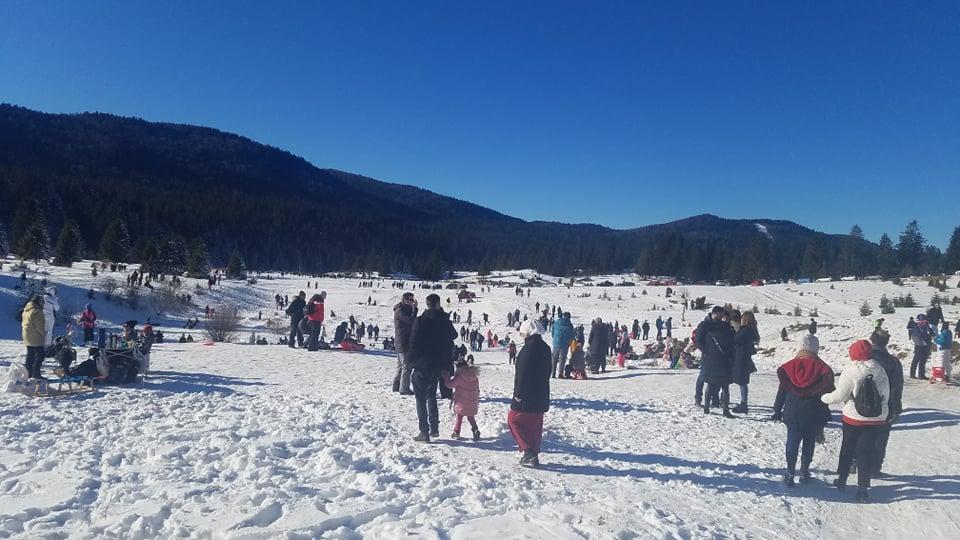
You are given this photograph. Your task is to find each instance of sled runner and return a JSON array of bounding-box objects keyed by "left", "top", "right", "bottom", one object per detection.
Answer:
[{"left": 29, "top": 376, "right": 96, "bottom": 397}]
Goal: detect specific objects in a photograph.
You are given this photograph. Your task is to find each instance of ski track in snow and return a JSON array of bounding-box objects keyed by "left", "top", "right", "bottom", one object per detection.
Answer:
[{"left": 1, "top": 261, "right": 959, "bottom": 538}]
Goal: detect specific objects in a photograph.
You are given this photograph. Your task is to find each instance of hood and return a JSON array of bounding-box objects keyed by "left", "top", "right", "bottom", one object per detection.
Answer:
[{"left": 778, "top": 352, "right": 836, "bottom": 397}]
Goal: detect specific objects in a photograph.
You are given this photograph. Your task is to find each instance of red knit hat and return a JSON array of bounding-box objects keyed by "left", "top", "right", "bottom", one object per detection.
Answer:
[{"left": 848, "top": 339, "right": 872, "bottom": 361}]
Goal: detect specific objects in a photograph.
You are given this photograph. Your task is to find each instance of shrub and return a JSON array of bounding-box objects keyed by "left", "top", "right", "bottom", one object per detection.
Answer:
[
  {"left": 792, "top": 305, "right": 803, "bottom": 317},
  {"left": 206, "top": 305, "right": 243, "bottom": 343},
  {"left": 100, "top": 276, "right": 119, "bottom": 300},
  {"left": 859, "top": 300, "right": 873, "bottom": 317}
]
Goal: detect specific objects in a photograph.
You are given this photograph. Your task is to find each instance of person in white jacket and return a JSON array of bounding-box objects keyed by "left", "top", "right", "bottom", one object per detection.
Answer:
[
  {"left": 42, "top": 286, "right": 59, "bottom": 347},
  {"left": 821, "top": 339, "right": 890, "bottom": 503}
]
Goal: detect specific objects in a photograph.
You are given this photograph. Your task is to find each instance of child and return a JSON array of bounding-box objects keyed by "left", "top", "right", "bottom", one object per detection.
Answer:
[
  {"left": 508, "top": 341, "right": 517, "bottom": 365},
  {"left": 445, "top": 358, "right": 481, "bottom": 441},
  {"left": 567, "top": 339, "right": 588, "bottom": 379}
]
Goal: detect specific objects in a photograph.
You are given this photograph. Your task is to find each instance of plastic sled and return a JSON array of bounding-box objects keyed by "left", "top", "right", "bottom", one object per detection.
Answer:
[{"left": 930, "top": 366, "right": 949, "bottom": 384}]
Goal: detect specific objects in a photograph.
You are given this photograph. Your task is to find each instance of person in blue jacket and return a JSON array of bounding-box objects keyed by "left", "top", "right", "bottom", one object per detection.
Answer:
[
  {"left": 935, "top": 321, "right": 953, "bottom": 381},
  {"left": 551, "top": 312, "right": 574, "bottom": 378}
]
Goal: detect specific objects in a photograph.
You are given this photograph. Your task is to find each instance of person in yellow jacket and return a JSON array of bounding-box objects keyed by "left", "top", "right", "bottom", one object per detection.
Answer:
[{"left": 21, "top": 295, "right": 47, "bottom": 379}]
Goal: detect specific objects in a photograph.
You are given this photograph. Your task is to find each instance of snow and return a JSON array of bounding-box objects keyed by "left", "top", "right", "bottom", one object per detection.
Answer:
[
  {"left": 754, "top": 223, "right": 774, "bottom": 240},
  {"left": 1, "top": 259, "right": 959, "bottom": 538}
]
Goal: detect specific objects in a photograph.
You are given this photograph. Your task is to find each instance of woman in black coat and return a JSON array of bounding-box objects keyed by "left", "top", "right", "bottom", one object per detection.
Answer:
[
  {"left": 732, "top": 312, "right": 760, "bottom": 413},
  {"left": 695, "top": 310, "right": 736, "bottom": 417},
  {"left": 509, "top": 319, "right": 552, "bottom": 467}
]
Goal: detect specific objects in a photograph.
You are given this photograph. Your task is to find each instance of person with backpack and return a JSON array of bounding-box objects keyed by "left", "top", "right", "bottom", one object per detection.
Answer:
[
  {"left": 821, "top": 339, "right": 890, "bottom": 502},
  {"left": 392, "top": 292, "right": 418, "bottom": 395},
  {"left": 695, "top": 307, "right": 736, "bottom": 417},
  {"left": 408, "top": 293, "right": 457, "bottom": 443},
  {"left": 305, "top": 292, "right": 326, "bottom": 351},
  {"left": 772, "top": 334, "right": 835, "bottom": 486},
  {"left": 285, "top": 291, "right": 306, "bottom": 348},
  {"left": 79, "top": 303, "right": 97, "bottom": 346},
  {"left": 910, "top": 314, "right": 935, "bottom": 379},
  {"left": 551, "top": 312, "right": 574, "bottom": 378},
  {"left": 935, "top": 321, "right": 953, "bottom": 381},
  {"left": 869, "top": 329, "right": 903, "bottom": 478}
]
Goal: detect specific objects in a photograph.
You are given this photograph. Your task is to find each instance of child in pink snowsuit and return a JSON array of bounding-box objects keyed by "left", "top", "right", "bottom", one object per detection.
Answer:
[{"left": 445, "top": 358, "right": 481, "bottom": 441}]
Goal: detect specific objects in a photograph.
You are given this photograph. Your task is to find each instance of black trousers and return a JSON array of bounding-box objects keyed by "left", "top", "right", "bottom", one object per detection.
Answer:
[
  {"left": 25, "top": 346, "right": 44, "bottom": 378},
  {"left": 412, "top": 370, "right": 440, "bottom": 435},
  {"left": 838, "top": 423, "right": 883, "bottom": 489},
  {"left": 705, "top": 383, "right": 729, "bottom": 410},
  {"left": 874, "top": 423, "right": 893, "bottom": 474},
  {"left": 289, "top": 317, "right": 304, "bottom": 347},
  {"left": 910, "top": 346, "right": 930, "bottom": 378}
]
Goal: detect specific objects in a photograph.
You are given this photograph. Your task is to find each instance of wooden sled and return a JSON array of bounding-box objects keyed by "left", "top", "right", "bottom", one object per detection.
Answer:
[{"left": 29, "top": 376, "right": 96, "bottom": 397}]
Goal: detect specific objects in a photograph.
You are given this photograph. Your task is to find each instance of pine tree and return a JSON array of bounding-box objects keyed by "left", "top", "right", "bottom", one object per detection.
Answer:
[
  {"left": 98, "top": 218, "right": 131, "bottom": 262},
  {"left": 879, "top": 294, "right": 895, "bottom": 314},
  {"left": 10, "top": 198, "right": 41, "bottom": 251},
  {"left": 53, "top": 221, "right": 83, "bottom": 267},
  {"left": 158, "top": 236, "right": 188, "bottom": 274},
  {"left": 416, "top": 250, "right": 443, "bottom": 281},
  {"left": 186, "top": 238, "right": 210, "bottom": 278},
  {"left": 946, "top": 226, "right": 960, "bottom": 274},
  {"left": 477, "top": 257, "right": 491, "bottom": 276},
  {"left": 801, "top": 235, "right": 828, "bottom": 278},
  {"left": 841, "top": 225, "right": 864, "bottom": 276},
  {"left": 859, "top": 300, "right": 873, "bottom": 317},
  {"left": 746, "top": 237, "right": 772, "bottom": 279},
  {"left": 226, "top": 249, "right": 247, "bottom": 279},
  {"left": 0, "top": 223, "right": 9, "bottom": 257},
  {"left": 878, "top": 233, "right": 898, "bottom": 278},
  {"left": 17, "top": 214, "right": 50, "bottom": 262},
  {"left": 897, "top": 220, "right": 925, "bottom": 276}
]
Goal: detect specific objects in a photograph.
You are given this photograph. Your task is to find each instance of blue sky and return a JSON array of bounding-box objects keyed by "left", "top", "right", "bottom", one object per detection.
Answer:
[{"left": 1, "top": 1, "right": 958, "bottom": 246}]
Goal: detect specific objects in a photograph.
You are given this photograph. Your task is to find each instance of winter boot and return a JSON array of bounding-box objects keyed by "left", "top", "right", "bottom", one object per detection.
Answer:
[
  {"left": 832, "top": 478, "right": 846, "bottom": 491},
  {"left": 519, "top": 450, "right": 536, "bottom": 466},
  {"left": 451, "top": 431, "right": 461, "bottom": 440},
  {"left": 430, "top": 429, "right": 439, "bottom": 439},
  {"left": 702, "top": 403, "right": 710, "bottom": 415},
  {"left": 694, "top": 397, "right": 702, "bottom": 407},
  {"left": 722, "top": 408, "right": 736, "bottom": 419},
  {"left": 413, "top": 433, "right": 430, "bottom": 443},
  {"left": 783, "top": 474, "right": 795, "bottom": 487},
  {"left": 799, "top": 463, "right": 812, "bottom": 484},
  {"left": 854, "top": 488, "right": 869, "bottom": 503},
  {"left": 731, "top": 404, "right": 748, "bottom": 414},
  {"left": 472, "top": 429, "right": 481, "bottom": 442}
]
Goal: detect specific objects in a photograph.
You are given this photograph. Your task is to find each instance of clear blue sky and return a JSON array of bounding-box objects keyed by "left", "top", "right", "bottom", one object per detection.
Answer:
[{"left": 1, "top": 1, "right": 958, "bottom": 246}]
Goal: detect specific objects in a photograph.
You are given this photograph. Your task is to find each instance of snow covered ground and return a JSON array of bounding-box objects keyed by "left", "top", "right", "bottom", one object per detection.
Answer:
[{"left": 1, "top": 259, "right": 959, "bottom": 538}]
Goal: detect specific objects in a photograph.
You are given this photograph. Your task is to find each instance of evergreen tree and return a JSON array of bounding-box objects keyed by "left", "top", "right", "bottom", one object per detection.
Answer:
[
  {"left": 0, "top": 222, "right": 8, "bottom": 257},
  {"left": 897, "top": 219, "right": 925, "bottom": 276},
  {"left": 946, "top": 226, "right": 960, "bottom": 274},
  {"left": 746, "top": 237, "right": 772, "bottom": 279},
  {"left": 416, "top": 250, "right": 444, "bottom": 281},
  {"left": 186, "top": 237, "right": 211, "bottom": 278},
  {"left": 17, "top": 213, "right": 50, "bottom": 262},
  {"left": 879, "top": 294, "right": 895, "bottom": 314},
  {"left": 158, "top": 236, "right": 188, "bottom": 274},
  {"left": 924, "top": 246, "right": 944, "bottom": 275},
  {"left": 477, "top": 257, "right": 491, "bottom": 276},
  {"left": 53, "top": 221, "right": 83, "bottom": 267},
  {"left": 841, "top": 225, "right": 865, "bottom": 276},
  {"left": 800, "top": 235, "right": 828, "bottom": 278},
  {"left": 226, "top": 249, "right": 247, "bottom": 279},
  {"left": 858, "top": 299, "right": 873, "bottom": 317},
  {"left": 10, "top": 198, "right": 41, "bottom": 251},
  {"left": 878, "top": 233, "right": 898, "bottom": 278},
  {"left": 98, "top": 218, "right": 131, "bottom": 262}
]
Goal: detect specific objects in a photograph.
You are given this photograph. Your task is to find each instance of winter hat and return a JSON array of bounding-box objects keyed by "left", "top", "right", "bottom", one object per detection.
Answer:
[
  {"left": 711, "top": 306, "right": 725, "bottom": 314},
  {"left": 85, "top": 303, "right": 92, "bottom": 310},
  {"left": 800, "top": 334, "right": 820, "bottom": 354},
  {"left": 870, "top": 328, "right": 891, "bottom": 347},
  {"left": 848, "top": 339, "right": 872, "bottom": 361},
  {"left": 519, "top": 319, "right": 544, "bottom": 338}
]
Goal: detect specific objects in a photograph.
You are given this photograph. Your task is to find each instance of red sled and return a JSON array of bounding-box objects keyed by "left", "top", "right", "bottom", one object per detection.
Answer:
[
  {"left": 340, "top": 340, "right": 365, "bottom": 352},
  {"left": 930, "top": 366, "right": 949, "bottom": 384}
]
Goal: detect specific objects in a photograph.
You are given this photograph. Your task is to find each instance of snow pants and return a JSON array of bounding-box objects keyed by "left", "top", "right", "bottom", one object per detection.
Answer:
[
  {"left": 941, "top": 349, "right": 953, "bottom": 379},
  {"left": 412, "top": 370, "right": 440, "bottom": 435},
  {"left": 454, "top": 415, "right": 478, "bottom": 434},
  {"left": 83, "top": 327, "right": 94, "bottom": 345},
  {"left": 785, "top": 422, "right": 818, "bottom": 476},
  {"left": 837, "top": 423, "right": 883, "bottom": 489},
  {"left": 507, "top": 410, "right": 544, "bottom": 453},
  {"left": 393, "top": 353, "right": 413, "bottom": 393}
]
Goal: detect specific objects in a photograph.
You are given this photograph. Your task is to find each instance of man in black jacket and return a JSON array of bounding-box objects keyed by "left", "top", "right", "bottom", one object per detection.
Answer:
[
  {"left": 588, "top": 318, "right": 609, "bottom": 373},
  {"left": 408, "top": 293, "right": 457, "bottom": 442},
  {"left": 392, "top": 293, "right": 417, "bottom": 394},
  {"left": 869, "top": 329, "right": 904, "bottom": 478},
  {"left": 285, "top": 291, "right": 306, "bottom": 348},
  {"left": 695, "top": 307, "right": 736, "bottom": 417}
]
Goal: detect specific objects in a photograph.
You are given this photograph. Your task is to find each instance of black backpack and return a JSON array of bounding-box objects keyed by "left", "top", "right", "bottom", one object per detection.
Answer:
[{"left": 854, "top": 374, "right": 883, "bottom": 418}]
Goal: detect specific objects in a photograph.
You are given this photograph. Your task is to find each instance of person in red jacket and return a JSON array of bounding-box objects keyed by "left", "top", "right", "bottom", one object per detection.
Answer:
[
  {"left": 79, "top": 303, "right": 97, "bottom": 346},
  {"left": 305, "top": 292, "right": 326, "bottom": 351}
]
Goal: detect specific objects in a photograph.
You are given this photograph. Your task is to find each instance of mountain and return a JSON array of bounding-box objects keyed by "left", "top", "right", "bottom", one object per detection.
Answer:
[{"left": 0, "top": 103, "right": 882, "bottom": 280}]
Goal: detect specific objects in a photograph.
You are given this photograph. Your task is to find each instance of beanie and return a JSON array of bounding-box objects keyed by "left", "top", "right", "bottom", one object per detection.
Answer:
[
  {"left": 848, "top": 339, "right": 872, "bottom": 361},
  {"left": 519, "top": 319, "right": 544, "bottom": 338},
  {"left": 800, "top": 334, "right": 819, "bottom": 354}
]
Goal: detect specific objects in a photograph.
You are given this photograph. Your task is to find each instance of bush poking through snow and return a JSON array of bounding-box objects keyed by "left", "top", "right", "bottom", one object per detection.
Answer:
[
  {"left": 879, "top": 294, "right": 896, "bottom": 314},
  {"left": 206, "top": 305, "right": 243, "bottom": 343},
  {"left": 859, "top": 300, "right": 873, "bottom": 317},
  {"left": 99, "top": 276, "right": 120, "bottom": 300}
]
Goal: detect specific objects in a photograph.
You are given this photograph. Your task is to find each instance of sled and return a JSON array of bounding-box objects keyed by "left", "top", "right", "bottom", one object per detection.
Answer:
[
  {"left": 27, "top": 376, "right": 96, "bottom": 397},
  {"left": 930, "top": 366, "right": 949, "bottom": 384}
]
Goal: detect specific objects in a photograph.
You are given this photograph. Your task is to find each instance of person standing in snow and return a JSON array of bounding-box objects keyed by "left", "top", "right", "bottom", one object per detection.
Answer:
[
  {"left": 551, "top": 312, "right": 574, "bottom": 378},
  {"left": 732, "top": 312, "right": 759, "bottom": 413},
  {"left": 665, "top": 317, "right": 673, "bottom": 338},
  {"left": 641, "top": 320, "right": 650, "bottom": 341},
  {"left": 285, "top": 291, "right": 306, "bottom": 348},
  {"left": 509, "top": 319, "right": 551, "bottom": 467},
  {"left": 655, "top": 316, "right": 664, "bottom": 340},
  {"left": 508, "top": 340, "right": 517, "bottom": 365},
  {"left": 587, "top": 318, "right": 609, "bottom": 374},
  {"left": 869, "top": 329, "right": 903, "bottom": 478},
  {"left": 771, "top": 334, "right": 834, "bottom": 486},
  {"left": 935, "top": 321, "right": 953, "bottom": 381},
  {"left": 808, "top": 318, "right": 818, "bottom": 335},
  {"left": 22, "top": 295, "right": 46, "bottom": 380},
  {"left": 392, "top": 292, "right": 418, "bottom": 395},
  {"left": 42, "top": 286, "right": 59, "bottom": 346},
  {"left": 695, "top": 307, "right": 736, "bottom": 417},
  {"left": 909, "top": 314, "right": 935, "bottom": 379},
  {"left": 821, "top": 340, "right": 890, "bottom": 503},
  {"left": 444, "top": 357, "right": 481, "bottom": 441},
  {"left": 906, "top": 316, "right": 916, "bottom": 340},
  {"left": 305, "top": 292, "right": 325, "bottom": 351},
  {"left": 79, "top": 303, "right": 97, "bottom": 346},
  {"left": 409, "top": 294, "right": 457, "bottom": 443}
]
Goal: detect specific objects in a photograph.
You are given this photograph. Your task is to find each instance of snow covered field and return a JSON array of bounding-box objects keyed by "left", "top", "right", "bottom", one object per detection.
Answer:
[{"left": 1, "top": 260, "right": 959, "bottom": 539}]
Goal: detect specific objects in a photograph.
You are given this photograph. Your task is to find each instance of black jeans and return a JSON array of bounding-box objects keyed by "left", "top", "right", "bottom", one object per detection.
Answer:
[
  {"left": 705, "top": 383, "right": 729, "bottom": 410},
  {"left": 838, "top": 423, "right": 882, "bottom": 489},
  {"left": 874, "top": 423, "right": 893, "bottom": 474},
  {"left": 412, "top": 369, "right": 440, "bottom": 435},
  {"left": 289, "top": 317, "right": 304, "bottom": 348},
  {"left": 910, "top": 345, "right": 930, "bottom": 378},
  {"left": 785, "top": 422, "right": 818, "bottom": 475},
  {"left": 25, "top": 346, "right": 44, "bottom": 378}
]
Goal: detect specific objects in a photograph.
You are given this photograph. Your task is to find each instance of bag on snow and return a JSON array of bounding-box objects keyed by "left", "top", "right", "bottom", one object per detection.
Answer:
[
  {"left": 854, "top": 374, "right": 883, "bottom": 418},
  {"left": 4, "top": 363, "right": 30, "bottom": 393}
]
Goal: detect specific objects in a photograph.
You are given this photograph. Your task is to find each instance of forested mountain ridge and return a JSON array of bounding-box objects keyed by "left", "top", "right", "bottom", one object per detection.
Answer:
[{"left": 1, "top": 104, "right": 953, "bottom": 279}]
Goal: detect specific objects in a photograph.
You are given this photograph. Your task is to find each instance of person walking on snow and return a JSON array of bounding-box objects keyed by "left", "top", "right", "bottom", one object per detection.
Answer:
[
  {"left": 771, "top": 334, "right": 835, "bottom": 486},
  {"left": 509, "top": 319, "right": 551, "bottom": 467},
  {"left": 445, "top": 357, "right": 481, "bottom": 441},
  {"left": 79, "top": 303, "right": 97, "bottom": 346},
  {"left": 641, "top": 320, "right": 650, "bottom": 341},
  {"left": 869, "top": 329, "right": 903, "bottom": 478},
  {"left": 665, "top": 317, "right": 673, "bottom": 338},
  {"left": 409, "top": 294, "right": 457, "bottom": 443},
  {"left": 551, "top": 312, "right": 574, "bottom": 378},
  {"left": 732, "top": 312, "right": 759, "bottom": 413},
  {"left": 821, "top": 339, "right": 890, "bottom": 503}
]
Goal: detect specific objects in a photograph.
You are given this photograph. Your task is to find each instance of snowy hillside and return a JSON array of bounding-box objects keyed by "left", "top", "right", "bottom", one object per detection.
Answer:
[{"left": 1, "top": 258, "right": 959, "bottom": 538}]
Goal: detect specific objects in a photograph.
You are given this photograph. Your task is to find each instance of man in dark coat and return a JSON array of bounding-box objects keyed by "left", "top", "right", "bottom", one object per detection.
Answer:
[
  {"left": 641, "top": 320, "right": 650, "bottom": 340},
  {"left": 869, "top": 329, "right": 904, "bottom": 478},
  {"left": 509, "top": 319, "right": 552, "bottom": 467},
  {"left": 285, "top": 291, "right": 306, "bottom": 348},
  {"left": 392, "top": 293, "right": 418, "bottom": 394},
  {"left": 587, "top": 318, "right": 609, "bottom": 373},
  {"left": 408, "top": 293, "right": 457, "bottom": 442},
  {"left": 695, "top": 306, "right": 736, "bottom": 417}
]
